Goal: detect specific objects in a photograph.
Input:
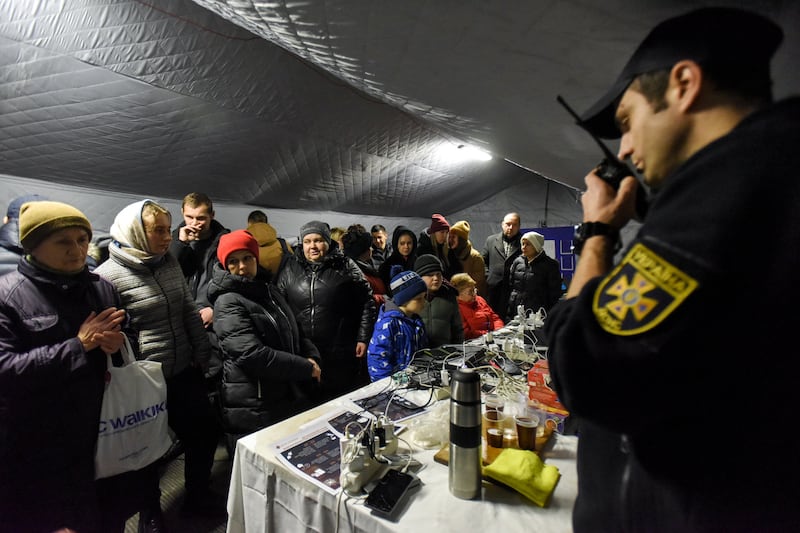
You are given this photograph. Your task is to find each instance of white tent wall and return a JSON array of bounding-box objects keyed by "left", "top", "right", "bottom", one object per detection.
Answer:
[
  {"left": 0, "top": 173, "right": 427, "bottom": 243},
  {"left": 0, "top": 172, "right": 591, "bottom": 255},
  {"left": 1, "top": 1, "right": 797, "bottom": 249},
  {"left": 0, "top": 173, "right": 587, "bottom": 249}
]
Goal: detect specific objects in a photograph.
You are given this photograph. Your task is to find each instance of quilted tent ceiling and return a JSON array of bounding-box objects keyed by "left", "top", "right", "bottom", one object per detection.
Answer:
[{"left": 1, "top": 0, "right": 798, "bottom": 219}]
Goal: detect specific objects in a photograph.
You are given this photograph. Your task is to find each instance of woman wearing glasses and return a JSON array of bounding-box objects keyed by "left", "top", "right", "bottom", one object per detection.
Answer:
[{"left": 451, "top": 273, "right": 504, "bottom": 340}]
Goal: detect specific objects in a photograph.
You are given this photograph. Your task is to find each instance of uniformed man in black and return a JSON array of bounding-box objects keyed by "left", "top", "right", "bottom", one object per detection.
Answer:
[{"left": 544, "top": 7, "right": 800, "bottom": 532}]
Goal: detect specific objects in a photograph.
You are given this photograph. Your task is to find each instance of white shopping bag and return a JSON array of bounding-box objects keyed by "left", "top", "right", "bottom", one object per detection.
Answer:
[{"left": 95, "top": 337, "right": 172, "bottom": 479}]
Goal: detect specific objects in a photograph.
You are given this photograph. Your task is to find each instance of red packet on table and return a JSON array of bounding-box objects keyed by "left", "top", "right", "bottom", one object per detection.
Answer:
[{"left": 527, "top": 360, "right": 570, "bottom": 433}]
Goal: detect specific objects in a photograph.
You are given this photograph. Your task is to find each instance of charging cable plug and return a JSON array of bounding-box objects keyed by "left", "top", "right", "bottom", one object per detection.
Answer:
[{"left": 378, "top": 415, "right": 394, "bottom": 443}]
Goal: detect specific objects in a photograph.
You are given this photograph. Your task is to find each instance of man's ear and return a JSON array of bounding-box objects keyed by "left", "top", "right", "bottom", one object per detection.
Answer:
[{"left": 669, "top": 60, "right": 703, "bottom": 113}]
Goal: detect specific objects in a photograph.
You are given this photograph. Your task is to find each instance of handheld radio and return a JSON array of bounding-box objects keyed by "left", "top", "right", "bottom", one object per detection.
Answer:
[{"left": 557, "top": 95, "right": 648, "bottom": 220}]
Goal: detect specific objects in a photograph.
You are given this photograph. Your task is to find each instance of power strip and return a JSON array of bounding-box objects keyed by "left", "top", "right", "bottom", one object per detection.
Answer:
[
  {"left": 341, "top": 456, "right": 383, "bottom": 495},
  {"left": 339, "top": 417, "right": 399, "bottom": 495}
]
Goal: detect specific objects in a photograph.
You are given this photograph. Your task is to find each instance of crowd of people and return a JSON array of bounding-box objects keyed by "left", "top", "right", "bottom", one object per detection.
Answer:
[{"left": 0, "top": 191, "right": 564, "bottom": 532}]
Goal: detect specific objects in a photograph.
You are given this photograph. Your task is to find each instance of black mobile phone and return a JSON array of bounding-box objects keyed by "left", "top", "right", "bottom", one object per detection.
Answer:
[{"left": 364, "top": 469, "right": 417, "bottom": 517}]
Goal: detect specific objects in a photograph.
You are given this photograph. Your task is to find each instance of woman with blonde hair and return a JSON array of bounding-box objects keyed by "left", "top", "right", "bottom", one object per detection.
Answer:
[{"left": 96, "top": 199, "right": 222, "bottom": 526}]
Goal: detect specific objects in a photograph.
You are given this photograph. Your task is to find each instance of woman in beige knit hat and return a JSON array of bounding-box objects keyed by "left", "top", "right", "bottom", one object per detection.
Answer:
[
  {"left": 448, "top": 220, "right": 488, "bottom": 297},
  {"left": 451, "top": 272, "right": 504, "bottom": 340}
]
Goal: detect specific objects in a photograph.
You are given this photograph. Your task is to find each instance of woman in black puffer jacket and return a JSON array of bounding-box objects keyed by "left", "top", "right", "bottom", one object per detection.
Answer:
[
  {"left": 209, "top": 230, "right": 321, "bottom": 453},
  {"left": 276, "top": 221, "right": 376, "bottom": 402}
]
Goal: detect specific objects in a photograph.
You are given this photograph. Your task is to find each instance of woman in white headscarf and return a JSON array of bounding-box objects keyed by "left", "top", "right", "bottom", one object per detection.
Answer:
[
  {"left": 506, "top": 231, "right": 564, "bottom": 321},
  {"left": 95, "top": 199, "right": 221, "bottom": 527}
]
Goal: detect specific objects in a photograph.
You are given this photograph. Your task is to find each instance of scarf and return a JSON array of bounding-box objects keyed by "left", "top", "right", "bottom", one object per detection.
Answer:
[{"left": 109, "top": 199, "right": 165, "bottom": 264}]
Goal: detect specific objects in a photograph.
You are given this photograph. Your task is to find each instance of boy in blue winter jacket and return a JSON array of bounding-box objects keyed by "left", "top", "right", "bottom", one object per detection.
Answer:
[{"left": 367, "top": 271, "right": 428, "bottom": 381}]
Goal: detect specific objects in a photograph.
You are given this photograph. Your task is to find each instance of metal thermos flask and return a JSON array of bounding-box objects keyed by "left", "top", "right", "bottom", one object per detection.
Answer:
[{"left": 449, "top": 368, "right": 482, "bottom": 499}]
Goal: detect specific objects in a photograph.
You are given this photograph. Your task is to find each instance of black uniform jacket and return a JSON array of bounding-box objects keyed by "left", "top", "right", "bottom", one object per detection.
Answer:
[{"left": 545, "top": 98, "right": 800, "bottom": 533}]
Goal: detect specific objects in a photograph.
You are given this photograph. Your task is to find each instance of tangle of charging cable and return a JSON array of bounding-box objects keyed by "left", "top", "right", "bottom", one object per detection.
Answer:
[
  {"left": 472, "top": 362, "right": 528, "bottom": 400},
  {"left": 394, "top": 436, "right": 416, "bottom": 473},
  {"left": 389, "top": 369, "right": 439, "bottom": 408},
  {"left": 335, "top": 473, "right": 367, "bottom": 533},
  {"left": 340, "top": 421, "right": 367, "bottom": 466},
  {"left": 334, "top": 435, "right": 419, "bottom": 533},
  {"left": 335, "top": 419, "right": 371, "bottom": 533},
  {"left": 382, "top": 384, "right": 436, "bottom": 417}
]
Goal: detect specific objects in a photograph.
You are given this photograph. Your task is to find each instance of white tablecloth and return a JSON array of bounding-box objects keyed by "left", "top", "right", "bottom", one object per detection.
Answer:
[{"left": 226, "top": 381, "right": 578, "bottom": 533}]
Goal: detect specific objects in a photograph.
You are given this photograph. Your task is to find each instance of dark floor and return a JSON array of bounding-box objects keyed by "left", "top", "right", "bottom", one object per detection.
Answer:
[{"left": 124, "top": 441, "right": 232, "bottom": 533}]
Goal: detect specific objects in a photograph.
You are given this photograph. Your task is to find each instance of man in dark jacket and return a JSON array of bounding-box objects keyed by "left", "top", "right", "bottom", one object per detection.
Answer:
[
  {"left": 170, "top": 192, "right": 230, "bottom": 382},
  {"left": 482, "top": 212, "right": 522, "bottom": 316},
  {"left": 370, "top": 224, "right": 392, "bottom": 270},
  {"left": 544, "top": 7, "right": 800, "bottom": 532}
]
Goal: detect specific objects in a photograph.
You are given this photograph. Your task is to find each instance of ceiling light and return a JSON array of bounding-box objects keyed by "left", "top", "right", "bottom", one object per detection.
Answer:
[{"left": 437, "top": 142, "right": 492, "bottom": 162}]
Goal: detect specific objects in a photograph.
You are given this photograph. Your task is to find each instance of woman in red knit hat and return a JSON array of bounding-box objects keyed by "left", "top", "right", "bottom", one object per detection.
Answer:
[{"left": 208, "top": 229, "right": 321, "bottom": 453}]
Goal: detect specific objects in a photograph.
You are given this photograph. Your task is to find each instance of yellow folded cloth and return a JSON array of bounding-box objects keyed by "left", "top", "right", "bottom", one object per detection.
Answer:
[{"left": 482, "top": 448, "right": 561, "bottom": 507}]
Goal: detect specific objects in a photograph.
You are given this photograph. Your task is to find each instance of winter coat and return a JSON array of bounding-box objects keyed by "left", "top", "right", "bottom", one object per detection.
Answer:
[
  {"left": 95, "top": 247, "right": 211, "bottom": 378},
  {"left": 371, "top": 241, "right": 392, "bottom": 270},
  {"left": 367, "top": 300, "right": 427, "bottom": 381},
  {"left": 275, "top": 247, "right": 376, "bottom": 398},
  {"left": 378, "top": 225, "right": 418, "bottom": 292},
  {"left": 246, "top": 222, "right": 292, "bottom": 278},
  {"left": 418, "top": 282, "right": 464, "bottom": 348},
  {"left": 0, "top": 246, "right": 20, "bottom": 278},
  {"left": 354, "top": 257, "right": 388, "bottom": 306},
  {"left": 453, "top": 238, "right": 488, "bottom": 297},
  {"left": 0, "top": 259, "right": 127, "bottom": 533},
  {"left": 208, "top": 265, "right": 319, "bottom": 439},
  {"left": 417, "top": 230, "right": 462, "bottom": 280},
  {"left": 169, "top": 218, "right": 230, "bottom": 378},
  {"left": 170, "top": 219, "right": 230, "bottom": 310},
  {"left": 457, "top": 295, "right": 504, "bottom": 340},
  {"left": 482, "top": 232, "right": 522, "bottom": 315},
  {"left": 0, "top": 218, "right": 22, "bottom": 277},
  {"left": 507, "top": 252, "right": 563, "bottom": 319}
]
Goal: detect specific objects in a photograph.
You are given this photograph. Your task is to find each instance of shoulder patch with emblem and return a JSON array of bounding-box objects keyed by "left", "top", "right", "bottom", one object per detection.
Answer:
[{"left": 592, "top": 243, "right": 698, "bottom": 336}]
